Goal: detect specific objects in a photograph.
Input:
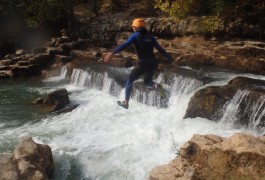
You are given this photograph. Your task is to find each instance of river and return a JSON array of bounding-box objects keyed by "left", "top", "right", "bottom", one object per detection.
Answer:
[{"left": 0, "top": 65, "right": 264, "bottom": 180}]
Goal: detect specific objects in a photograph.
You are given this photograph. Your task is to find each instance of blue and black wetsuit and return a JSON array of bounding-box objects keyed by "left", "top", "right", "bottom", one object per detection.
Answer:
[{"left": 112, "top": 27, "right": 173, "bottom": 102}]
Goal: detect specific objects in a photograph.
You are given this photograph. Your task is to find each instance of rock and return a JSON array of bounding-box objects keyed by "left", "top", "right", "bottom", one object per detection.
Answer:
[
  {"left": 33, "top": 88, "right": 70, "bottom": 112},
  {"left": 32, "top": 97, "right": 46, "bottom": 104},
  {"left": 71, "top": 49, "right": 99, "bottom": 61},
  {"left": 54, "top": 55, "right": 73, "bottom": 64},
  {"left": 29, "top": 53, "right": 52, "bottom": 66},
  {"left": 184, "top": 76, "right": 265, "bottom": 129},
  {"left": 46, "top": 47, "right": 64, "bottom": 56},
  {"left": 17, "top": 61, "right": 29, "bottom": 66},
  {"left": 0, "top": 65, "right": 10, "bottom": 71},
  {"left": 179, "top": 54, "right": 214, "bottom": 69},
  {"left": 0, "top": 70, "right": 13, "bottom": 78},
  {"left": 32, "top": 47, "right": 46, "bottom": 54},
  {"left": 131, "top": 82, "right": 170, "bottom": 108},
  {"left": 59, "top": 42, "right": 76, "bottom": 55},
  {"left": 53, "top": 104, "right": 79, "bottom": 114},
  {"left": 0, "top": 137, "right": 54, "bottom": 180},
  {"left": 12, "top": 57, "right": 22, "bottom": 62},
  {"left": 15, "top": 49, "right": 25, "bottom": 56},
  {"left": 0, "top": 154, "right": 18, "bottom": 180},
  {"left": 149, "top": 133, "right": 265, "bottom": 180},
  {"left": 13, "top": 137, "right": 54, "bottom": 179},
  {"left": 106, "top": 55, "right": 134, "bottom": 68},
  {"left": 0, "top": 59, "right": 13, "bottom": 66}
]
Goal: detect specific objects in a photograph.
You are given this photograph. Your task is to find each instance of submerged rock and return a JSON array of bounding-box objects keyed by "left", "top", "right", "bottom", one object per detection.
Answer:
[
  {"left": 0, "top": 137, "right": 54, "bottom": 180},
  {"left": 149, "top": 133, "right": 265, "bottom": 180}
]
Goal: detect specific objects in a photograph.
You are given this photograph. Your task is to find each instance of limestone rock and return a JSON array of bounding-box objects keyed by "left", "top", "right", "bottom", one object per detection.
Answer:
[
  {"left": 15, "top": 49, "right": 25, "bottom": 56},
  {"left": 13, "top": 137, "right": 54, "bottom": 179},
  {"left": 149, "top": 133, "right": 265, "bottom": 180},
  {"left": 0, "top": 154, "right": 19, "bottom": 180},
  {"left": 0, "top": 137, "right": 54, "bottom": 180}
]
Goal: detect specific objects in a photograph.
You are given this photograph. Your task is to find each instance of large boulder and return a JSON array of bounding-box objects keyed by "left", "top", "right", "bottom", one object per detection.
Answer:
[
  {"left": 0, "top": 137, "right": 54, "bottom": 180},
  {"left": 149, "top": 133, "right": 265, "bottom": 180},
  {"left": 184, "top": 76, "right": 265, "bottom": 129},
  {"left": 33, "top": 88, "right": 70, "bottom": 112}
]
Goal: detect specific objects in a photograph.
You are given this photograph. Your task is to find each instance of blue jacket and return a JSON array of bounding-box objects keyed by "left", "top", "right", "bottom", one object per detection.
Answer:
[{"left": 113, "top": 28, "right": 172, "bottom": 64}]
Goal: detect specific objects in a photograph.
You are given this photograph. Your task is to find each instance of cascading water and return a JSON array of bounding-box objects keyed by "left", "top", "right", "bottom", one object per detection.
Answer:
[
  {"left": 221, "top": 89, "right": 265, "bottom": 131},
  {"left": 0, "top": 65, "right": 264, "bottom": 180}
]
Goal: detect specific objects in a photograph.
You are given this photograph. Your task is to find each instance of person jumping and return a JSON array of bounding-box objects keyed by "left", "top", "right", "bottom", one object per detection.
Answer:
[{"left": 104, "top": 18, "right": 173, "bottom": 109}]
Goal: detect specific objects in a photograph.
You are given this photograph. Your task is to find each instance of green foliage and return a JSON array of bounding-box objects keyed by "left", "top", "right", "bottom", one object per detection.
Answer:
[
  {"left": 0, "top": 0, "right": 74, "bottom": 28},
  {"left": 21, "top": 0, "right": 73, "bottom": 27},
  {"left": 213, "top": 0, "right": 225, "bottom": 15},
  {"left": 153, "top": 0, "right": 264, "bottom": 19},
  {"left": 154, "top": 0, "right": 195, "bottom": 19},
  {"left": 201, "top": 15, "right": 224, "bottom": 33}
]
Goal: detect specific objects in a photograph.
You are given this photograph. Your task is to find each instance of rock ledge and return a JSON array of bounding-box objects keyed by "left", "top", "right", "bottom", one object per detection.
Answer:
[{"left": 149, "top": 133, "right": 265, "bottom": 180}]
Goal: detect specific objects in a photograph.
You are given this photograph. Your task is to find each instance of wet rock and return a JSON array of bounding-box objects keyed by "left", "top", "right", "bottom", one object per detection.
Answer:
[
  {"left": 32, "top": 97, "right": 46, "bottom": 104},
  {"left": 33, "top": 88, "right": 70, "bottom": 112},
  {"left": 149, "top": 133, "right": 265, "bottom": 180},
  {"left": 185, "top": 76, "right": 265, "bottom": 129},
  {"left": 0, "top": 137, "right": 54, "bottom": 180},
  {"left": 131, "top": 82, "right": 170, "bottom": 108},
  {"left": 53, "top": 104, "right": 79, "bottom": 114}
]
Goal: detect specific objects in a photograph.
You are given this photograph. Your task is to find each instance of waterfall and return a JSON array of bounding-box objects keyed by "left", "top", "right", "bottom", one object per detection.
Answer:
[
  {"left": 43, "top": 65, "right": 67, "bottom": 82},
  {"left": 69, "top": 66, "right": 204, "bottom": 108},
  {"left": 220, "top": 89, "right": 265, "bottom": 132},
  {"left": 70, "top": 67, "right": 123, "bottom": 96},
  {"left": 249, "top": 96, "right": 265, "bottom": 129}
]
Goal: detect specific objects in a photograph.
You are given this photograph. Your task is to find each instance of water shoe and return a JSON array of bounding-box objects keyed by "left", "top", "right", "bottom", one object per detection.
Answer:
[{"left": 117, "top": 101, "right": 129, "bottom": 109}]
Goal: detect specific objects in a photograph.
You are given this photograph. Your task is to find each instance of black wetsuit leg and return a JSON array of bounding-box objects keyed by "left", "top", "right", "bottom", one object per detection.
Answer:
[
  {"left": 143, "top": 62, "right": 157, "bottom": 87},
  {"left": 125, "top": 66, "right": 144, "bottom": 101}
]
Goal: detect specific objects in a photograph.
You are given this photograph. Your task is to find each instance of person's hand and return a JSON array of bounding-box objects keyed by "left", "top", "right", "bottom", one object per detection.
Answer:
[{"left": 104, "top": 52, "right": 114, "bottom": 63}]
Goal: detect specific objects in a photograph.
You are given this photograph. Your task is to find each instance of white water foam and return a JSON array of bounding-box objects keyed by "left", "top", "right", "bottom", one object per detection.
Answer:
[
  {"left": 0, "top": 88, "right": 244, "bottom": 180},
  {"left": 0, "top": 67, "right": 263, "bottom": 180}
]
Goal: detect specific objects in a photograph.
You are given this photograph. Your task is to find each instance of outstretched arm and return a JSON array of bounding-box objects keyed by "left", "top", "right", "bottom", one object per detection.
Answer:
[
  {"left": 152, "top": 37, "right": 173, "bottom": 63},
  {"left": 104, "top": 34, "right": 136, "bottom": 63}
]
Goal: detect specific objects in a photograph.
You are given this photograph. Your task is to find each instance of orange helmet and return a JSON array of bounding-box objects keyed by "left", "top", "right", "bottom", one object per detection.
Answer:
[{"left": 132, "top": 18, "right": 145, "bottom": 28}]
